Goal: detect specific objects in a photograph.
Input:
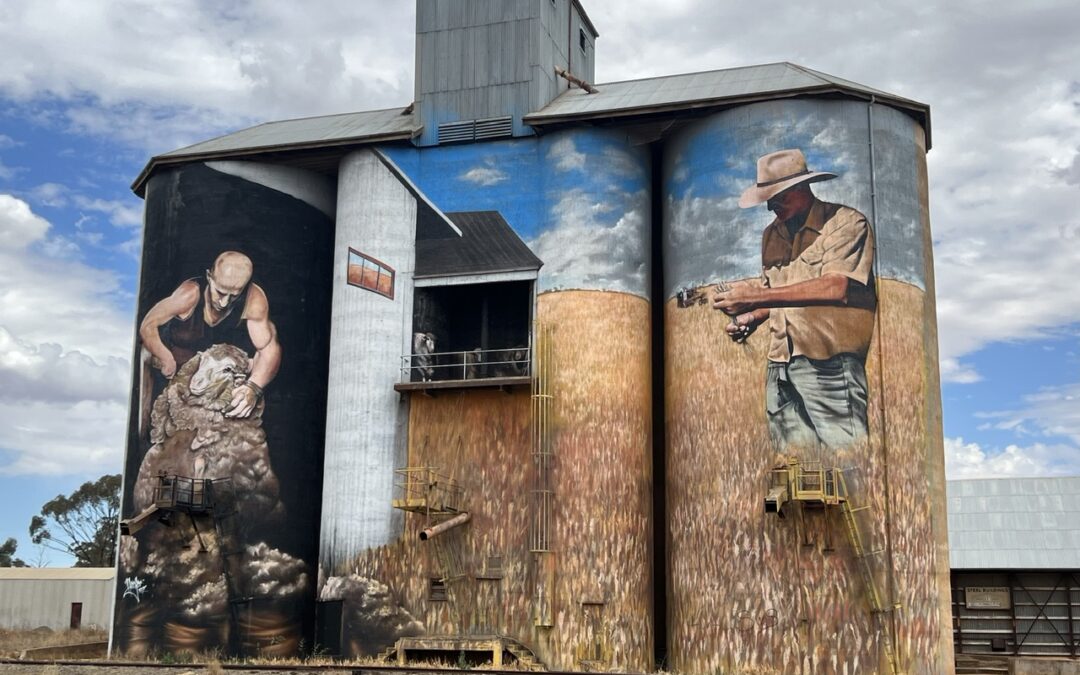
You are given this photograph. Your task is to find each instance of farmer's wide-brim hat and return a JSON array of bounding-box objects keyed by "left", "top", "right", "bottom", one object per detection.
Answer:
[{"left": 738, "top": 149, "right": 837, "bottom": 208}]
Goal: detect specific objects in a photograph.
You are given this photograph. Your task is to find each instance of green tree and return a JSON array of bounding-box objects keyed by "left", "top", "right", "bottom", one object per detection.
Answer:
[
  {"left": 29, "top": 474, "right": 121, "bottom": 567},
  {"left": 0, "top": 537, "right": 26, "bottom": 567}
]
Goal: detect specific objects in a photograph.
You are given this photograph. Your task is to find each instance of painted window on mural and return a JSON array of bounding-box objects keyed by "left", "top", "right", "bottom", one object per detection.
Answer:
[{"left": 347, "top": 248, "right": 395, "bottom": 299}]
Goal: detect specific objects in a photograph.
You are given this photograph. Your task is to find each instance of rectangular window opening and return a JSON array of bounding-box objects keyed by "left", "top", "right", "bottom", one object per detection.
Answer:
[
  {"left": 579, "top": 27, "right": 587, "bottom": 53},
  {"left": 409, "top": 280, "right": 533, "bottom": 383}
]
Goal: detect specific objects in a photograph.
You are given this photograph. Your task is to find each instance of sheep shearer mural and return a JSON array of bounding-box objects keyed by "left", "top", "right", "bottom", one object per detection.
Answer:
[
  {"left": 139, "top": 250, "right": 280, "bottom": 424},
  {"left": 712, "top": 149, "right": 877, "bottom": 452}
]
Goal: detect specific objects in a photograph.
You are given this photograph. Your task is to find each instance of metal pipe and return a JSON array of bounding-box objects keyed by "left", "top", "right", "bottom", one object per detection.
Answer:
[
  {"left": 554, "top": 66, "right": 598, "bottom": 94},
  {"left": 419, "top": 512, "right": 471, "bottom": 540}
]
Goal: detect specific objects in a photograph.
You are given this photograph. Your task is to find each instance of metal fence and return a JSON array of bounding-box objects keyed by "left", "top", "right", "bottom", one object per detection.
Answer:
[{"left": 401, "top": 345, "right": 530, "bottom": 382}]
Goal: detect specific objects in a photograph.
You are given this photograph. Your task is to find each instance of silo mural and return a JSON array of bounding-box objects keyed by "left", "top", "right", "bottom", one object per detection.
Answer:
[
  {"left": 663, "top": 100, "right": 952, "bottom": 674},
  {"left": 115, "top": 162, "right": 335, "bottom": 657},
  {"left": 314, "top": 129, "right": 655, "bottom": 671}
]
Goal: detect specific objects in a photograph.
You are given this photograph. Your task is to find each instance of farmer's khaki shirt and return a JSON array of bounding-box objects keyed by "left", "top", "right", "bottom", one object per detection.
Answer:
[{"left": 761, "top": 199, "right": 876, "bottom": 363}]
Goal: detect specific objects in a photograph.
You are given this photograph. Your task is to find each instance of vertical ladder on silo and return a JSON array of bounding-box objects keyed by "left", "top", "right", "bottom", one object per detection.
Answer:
[
  {"left": 835, "top": 471, "right": 899, "bottom": 675},
  {"left": 207, "top": 479, "right": 250, "bottom": 656},
  {"left": 530, "top": 321, "right": 555, "bottom": 627}
]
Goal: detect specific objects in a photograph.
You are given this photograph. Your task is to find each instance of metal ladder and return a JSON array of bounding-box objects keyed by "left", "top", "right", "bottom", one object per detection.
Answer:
[{"left": 835, "top": 471, "right": 899, "bottom": 675}]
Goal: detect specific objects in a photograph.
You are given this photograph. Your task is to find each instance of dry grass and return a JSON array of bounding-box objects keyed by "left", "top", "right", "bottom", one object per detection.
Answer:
[
  {"left": 338, "top": 290, "right": 654, "bottom": 672},
  {"left": 664, "top": 278, "right": 950, "bottom": 675},
  {"left": 0, "top": 628, "right": 108, "bottom": 655}
]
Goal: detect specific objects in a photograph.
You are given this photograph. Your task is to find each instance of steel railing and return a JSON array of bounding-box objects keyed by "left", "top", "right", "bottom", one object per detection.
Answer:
[{"left": 400, "top": 345, "right": 531, "bottom": 382}]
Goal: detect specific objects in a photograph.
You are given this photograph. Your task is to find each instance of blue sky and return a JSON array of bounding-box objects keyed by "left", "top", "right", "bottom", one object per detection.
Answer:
[{"left": 1, "top": 0, "right": 1079, "bottom": 565}]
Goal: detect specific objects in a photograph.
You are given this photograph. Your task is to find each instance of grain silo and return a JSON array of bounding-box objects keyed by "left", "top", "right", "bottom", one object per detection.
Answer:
[
  {"left": 115, "top": 161, "right": 334, "bottom": 656},
  {"left": 662, "top": 98, "right": 952, "bottom": 674}
]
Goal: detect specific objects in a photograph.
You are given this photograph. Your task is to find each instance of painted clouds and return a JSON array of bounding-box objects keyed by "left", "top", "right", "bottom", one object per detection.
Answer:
[
  {"left": 663, "top": 100, "right": 926, "bottom": 298},
  {"left": 530, "top": 134, "right": 650, "bottom": 297},
  {"left": 0, "top": 195, "right": 131, "bottom": 475}
]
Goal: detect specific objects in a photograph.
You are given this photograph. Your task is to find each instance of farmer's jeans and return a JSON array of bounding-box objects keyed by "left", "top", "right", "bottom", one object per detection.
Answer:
[{"left": 765, "top": 354, "right": 869, "bottom": 452}]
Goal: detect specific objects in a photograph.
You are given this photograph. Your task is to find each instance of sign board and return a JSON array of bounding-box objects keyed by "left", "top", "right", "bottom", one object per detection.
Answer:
[{"left": 965, "top": 587, "right": 1011, "bottom": 610}]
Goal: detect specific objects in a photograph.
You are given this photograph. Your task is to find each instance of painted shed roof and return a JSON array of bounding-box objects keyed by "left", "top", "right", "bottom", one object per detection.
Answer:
[
  {"left": 416, "top": 211, "right": 542, "bottom": 278},
  {"left": 947, "top": 477, "right": 1080, "bottom": 570},
  {"left": 0, "top": 567, "right": 115, "bottom": 580}
]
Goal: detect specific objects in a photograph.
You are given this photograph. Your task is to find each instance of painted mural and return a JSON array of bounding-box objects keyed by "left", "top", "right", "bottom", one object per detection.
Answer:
[
  {"left": 663, "top": 100, "right": 952, "bottom": 674},
  {"left": 115, "top": 163, "right": 334, "bottom": 658},
  {"left": 315, "top": 130, "right": 655, "bottom": 671}
]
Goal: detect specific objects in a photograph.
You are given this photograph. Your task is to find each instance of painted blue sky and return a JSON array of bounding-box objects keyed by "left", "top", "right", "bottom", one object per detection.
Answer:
[
  {"left": 664, "top": 100, "right": 925, "bottom": 297},
  {"left": 383, "top": 130, "right": 650, "bottom": 296},
  {"left": 2, "top": 0, "right": 1080, "bottom": 565}
]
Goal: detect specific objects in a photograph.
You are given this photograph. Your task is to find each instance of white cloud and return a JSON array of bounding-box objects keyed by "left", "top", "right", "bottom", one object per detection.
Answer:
[
  {"left": 29, "top": 182, "right": 69, "bottom": 208},
  {"left": 0, "top": 0, "right": 414, "bottom": 153},
  {"left": 944, "top": 436, "right": 1080, "bottom": 479},
  {"left": 459, "top": 163, "right": 508, "bottom": 187},
  {"left": 978, "top": 383, "right": 1080, "bottom": 447},
  {"left": 72, "top": 195, "right": 142, "bottom": 228},
  {"left": 940, "top": 358, "right": 982, "bottom": 384},
  {"left": 530, "top": 188, "right": 649, "bottom": 296},
  {"left": 0, "top": 158, "right": 21, "bottom": 181},
  {"left": 547, "top": 136, "right": 586, "bottom": 173},
  {"left": 0, "top": 195, "right": 132, "bottom": 476},
  {"left": 0, "top": 195, "right": 50, "bottom": 247}
]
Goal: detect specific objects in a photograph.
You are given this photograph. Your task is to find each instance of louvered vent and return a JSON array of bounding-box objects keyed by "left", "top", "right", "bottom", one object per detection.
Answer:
[
  {"left": 437, "top": 120, "right": 476, "bottom": 144},
  {"left": 474, "top": 116, "right": 513, "bottom": 140},
  {"left": 437, "top": 116, "right": 513, "bottom": 144}
]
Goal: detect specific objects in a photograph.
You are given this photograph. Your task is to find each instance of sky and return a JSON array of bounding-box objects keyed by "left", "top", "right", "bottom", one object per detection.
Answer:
[{"left": 0, "top": 0, "right": 1078, "bottom": 565}]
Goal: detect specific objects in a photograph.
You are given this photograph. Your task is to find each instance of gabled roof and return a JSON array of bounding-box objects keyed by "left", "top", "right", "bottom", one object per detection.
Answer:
[
  {"left": 132, "top": 107, "right": 420, "bottom": 195},
  {"left": 525, "top": 62, "right": 930, "bottom": 145},
  {"left": 415, "top": 211, "right": 542, "bottom": 279},
  {"left": 948, "top": 477, "right": 1080, "bottom": 570}
]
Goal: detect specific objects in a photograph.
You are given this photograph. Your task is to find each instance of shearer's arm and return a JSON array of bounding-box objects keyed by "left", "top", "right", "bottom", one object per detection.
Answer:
[
  {"left": 138, "top": 281, "right": 200, "bottom": 378},
  {"left": 226, "top": 285, "right": 280, "bottom": 418}
]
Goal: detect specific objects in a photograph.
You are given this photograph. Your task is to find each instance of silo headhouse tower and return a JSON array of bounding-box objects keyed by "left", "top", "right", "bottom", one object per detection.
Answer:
[{"left": 116, "top": 1, "right": 952, "bottom": 672}]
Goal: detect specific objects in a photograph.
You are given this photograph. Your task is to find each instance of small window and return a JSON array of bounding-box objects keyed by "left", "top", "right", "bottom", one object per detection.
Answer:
[
  {"left": 347, "top": 248, "right": 395, "bottom": 299},
  {"left": 429, "top": 577, "right": 448, "bottom": 601},
  {"left": 579, "top": 27, "right": 587, "bottom": 52}
]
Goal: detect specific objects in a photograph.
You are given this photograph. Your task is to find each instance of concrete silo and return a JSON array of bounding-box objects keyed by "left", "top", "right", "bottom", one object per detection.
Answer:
[
  {"left": 115, "top": 161, "right": 335, "bottom": 657},
  {"left": 314, "top": 126, "right": 655, "bottom": 671},
  {"left": 662, "top": 98, "right": 952, "bottom": 674}
]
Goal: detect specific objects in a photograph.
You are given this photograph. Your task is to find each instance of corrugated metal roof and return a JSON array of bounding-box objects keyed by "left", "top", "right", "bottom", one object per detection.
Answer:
[
  {"left": 132, "top": 106, "right": 419, "bottom": 194},
  {"left": 416, "top": 211, "right": 542, "bottom": 278},
  {"left": 0, "top": 567, "right": 115, "bottom": 580},
  {"left": 132, "top": 62, "right": 930, "bottom": 195},
  {"left": 947, "top": 477, "right": 1080, "bottom": 570},
  {"left": 525, "top": 62, "right": 929, "bottom": 139}
]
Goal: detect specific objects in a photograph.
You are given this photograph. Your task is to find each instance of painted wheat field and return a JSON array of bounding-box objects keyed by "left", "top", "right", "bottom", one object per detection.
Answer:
[
  {"left": 665, "top": 278, "right": 952, "bottom": 675},
  {"left": 341, "top": 290, "right": 654, "bottom": 672}
]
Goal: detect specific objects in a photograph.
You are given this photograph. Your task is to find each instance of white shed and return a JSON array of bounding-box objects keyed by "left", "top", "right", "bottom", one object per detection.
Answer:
[{"left": 0, "top": 567, "right": 114, "bottom": 630}]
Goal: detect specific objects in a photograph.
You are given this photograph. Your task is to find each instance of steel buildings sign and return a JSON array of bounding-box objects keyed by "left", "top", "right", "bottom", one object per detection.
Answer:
[{"left": 965, "top": 587, "right": 1012, "bottom": 610}]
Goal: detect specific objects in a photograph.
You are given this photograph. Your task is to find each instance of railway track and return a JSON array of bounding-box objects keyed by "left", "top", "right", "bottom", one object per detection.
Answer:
[{"left": 0, "top": 659, "right": 639, "bottom": 675}]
